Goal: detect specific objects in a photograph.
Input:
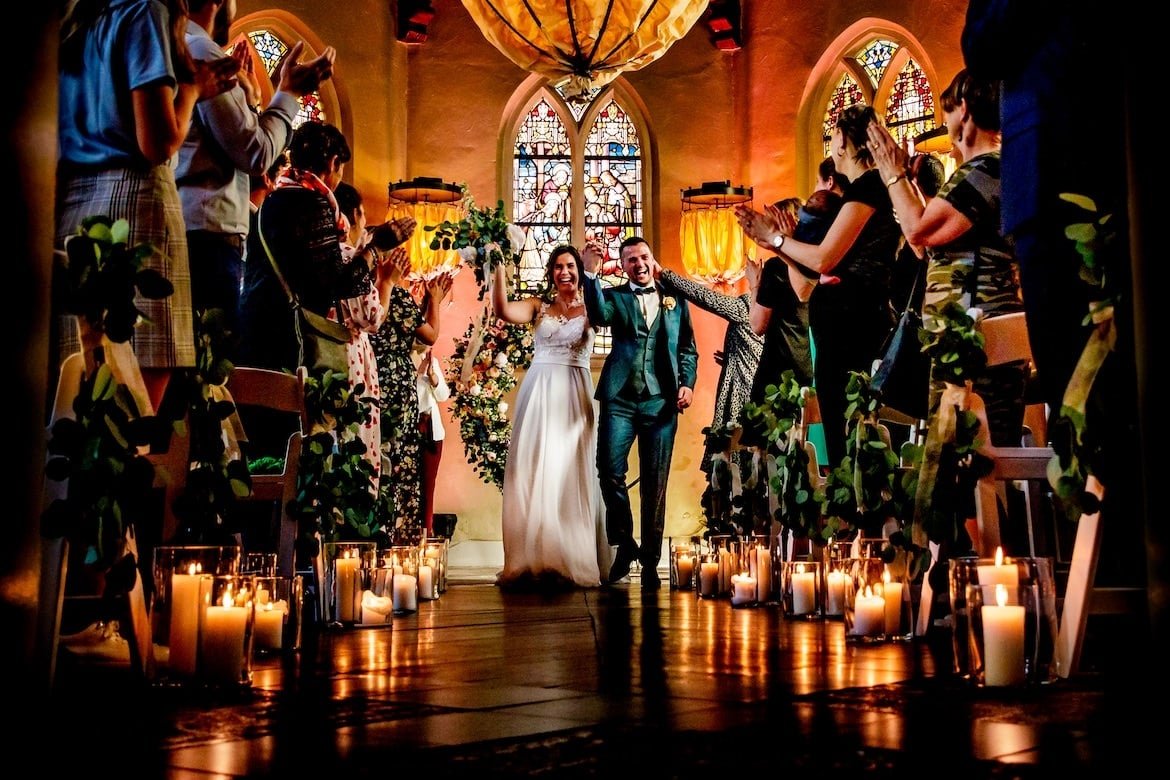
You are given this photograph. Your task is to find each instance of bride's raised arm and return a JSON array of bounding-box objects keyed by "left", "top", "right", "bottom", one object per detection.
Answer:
[{"left": 492, "top": 262, "right": 541, "bottom": 324}]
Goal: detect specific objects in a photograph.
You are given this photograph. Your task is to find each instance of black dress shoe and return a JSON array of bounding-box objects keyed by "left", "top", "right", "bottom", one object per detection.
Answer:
[
  {"left": 640, "top": 567, "right": 661, "bottom": 590},
  {"left": 608, "top": 546, "right": 637, "bottom": 583}
]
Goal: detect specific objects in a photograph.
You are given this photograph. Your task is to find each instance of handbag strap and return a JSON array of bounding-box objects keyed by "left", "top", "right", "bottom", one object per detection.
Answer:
[
  {"left": 897, "top": 262, "right": 925, "bottom": 316},
  {"left": 256, "top": 203, "right": 300, "bottom": 308}
]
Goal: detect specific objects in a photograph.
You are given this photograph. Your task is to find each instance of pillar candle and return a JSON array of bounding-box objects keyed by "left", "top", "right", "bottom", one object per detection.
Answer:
[
  {"left": 201, "top": 594, "right": 249, "bottom": 683},
  {"left": 699, "top": 561, "right": 719, "bottom": 596},
  {"left": 334, "top": 553, "right": 359, "bottom": 623},
  {"left": 676, "top": 554, "right": 694, "bottom": 588},
  {"left": 419, "top": 564, "right": 435, "bottom": 600},
  {"left": 826, "top": 570, "right": 846, "bottom": 616},
  {"left": 755, "top": 547, "right": 771, "bottom": 601},
  {"left": 882, "top": 569, "right": 903, "bottom": 636},
  {"left": 361, "top": 590, "right": 393, "bottom": 624},
  {"left": 730, "top": 573, "right": 756, "bottom": 606},
  {"left": 392, "top": 574, "right": 418, "bottom": 613},
  {"left": 791, "top": 568, "right": 816, "bottom": 615},
  {"left": 981, "top": 584, "right": 1025, "bottom": 686},
  {"left": 977, "top": 547, "right": 1019, "bottom": 603},
  {"left": 852, "top": 586, "right": 885, "bottom": 637},
  {"left": 168, "top": 566, "right": 203, "bottom": 676},
  {"left": 718, "top": 550, "right": 732, "bottom": 593},
  {"left": 254, "top": 599, "right": 286, "bottom": 650}
]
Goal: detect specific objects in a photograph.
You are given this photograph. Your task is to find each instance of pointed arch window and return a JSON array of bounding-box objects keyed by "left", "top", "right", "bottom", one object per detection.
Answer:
[
  {"left": 814, "top": 34, "right": 939, "bottom": 168},
  {"left": 245, "top": 29, "right": 326, "bottom": 126},
  {"left": 509, "top": 84, "right": 650, "bottom": 354}
]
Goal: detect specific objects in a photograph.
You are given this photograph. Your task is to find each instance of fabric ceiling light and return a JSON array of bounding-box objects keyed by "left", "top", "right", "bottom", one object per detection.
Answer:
[
  {"left": 462, "top": 0, "right": 710, "bottom": 99},
  {"left": 679, "top": 180, "right": 755, "bottom": 287},
  {"left": 386, "top": 177, "right": 465, "bottom": 281}
]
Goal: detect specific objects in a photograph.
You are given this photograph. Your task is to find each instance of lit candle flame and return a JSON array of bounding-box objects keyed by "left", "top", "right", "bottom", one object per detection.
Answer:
[
  {"left": 863, "top": 585, "right": 873, "bottom": 598},
  {"left": 221, "top": 592, "right": 234, "bottom": 608},
  {"left": 883, "top": 568, "right": 891, "bottom": 584},
  {"left": 994, "top": 546, "right": 1004, "bottom": 566},
  {"left": 263, "top": 601, "right": 274, "bottom": 612},
  {"left": 187, "top": 563, "right": 198, "bottom": 576},
  {"left": 995, "top": 583, "right": 1008, "bottom": 608}
]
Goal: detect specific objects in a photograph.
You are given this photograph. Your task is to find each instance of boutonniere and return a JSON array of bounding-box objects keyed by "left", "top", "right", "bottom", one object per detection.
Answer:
[{"left": 662, "top": 296, "right": 677, "bottom": 311}]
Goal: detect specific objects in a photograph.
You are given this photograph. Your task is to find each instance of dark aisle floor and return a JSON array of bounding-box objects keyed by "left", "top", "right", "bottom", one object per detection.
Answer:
[{"left": 42, "top": 579, "right": 1153, "bottom": 778}]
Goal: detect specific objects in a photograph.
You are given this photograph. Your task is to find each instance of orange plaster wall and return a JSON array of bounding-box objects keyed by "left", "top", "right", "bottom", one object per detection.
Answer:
[{"left": 236, "top": 0, "right": 965, "bottom": 543}]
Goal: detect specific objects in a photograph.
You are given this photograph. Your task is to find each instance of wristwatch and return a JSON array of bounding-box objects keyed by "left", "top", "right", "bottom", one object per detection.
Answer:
[{"left": 771, "top": 233, "right": 785, "bottom": 250}]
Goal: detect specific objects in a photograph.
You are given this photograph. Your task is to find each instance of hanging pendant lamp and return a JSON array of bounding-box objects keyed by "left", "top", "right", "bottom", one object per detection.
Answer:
[{"left": 462, "top": 1, "right": 710, "bottom": 99}]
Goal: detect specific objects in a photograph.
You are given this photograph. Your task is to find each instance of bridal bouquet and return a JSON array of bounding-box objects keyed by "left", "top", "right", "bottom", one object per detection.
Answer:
[{"left": 427, "top": 193, "right": 526, "bottom": 299}]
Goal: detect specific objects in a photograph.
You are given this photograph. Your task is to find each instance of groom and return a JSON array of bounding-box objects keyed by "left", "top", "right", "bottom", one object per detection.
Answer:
[{"left": 582, "top": 237, "right": 698, "bottom": 589}]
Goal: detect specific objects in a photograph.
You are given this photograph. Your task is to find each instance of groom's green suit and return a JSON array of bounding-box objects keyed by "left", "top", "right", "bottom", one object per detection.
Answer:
[{"left": 583, "top": 273, "right": 698, "bottom": 580}]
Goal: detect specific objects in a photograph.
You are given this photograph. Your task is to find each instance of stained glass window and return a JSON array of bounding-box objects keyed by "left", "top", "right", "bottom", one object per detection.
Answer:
[
  {"left": 855, "top": 39, "right": 898, "bottom": 87},
  {"left": 246, "top": 29, "right": 323, "bottom": 127},
  {"left": 554, "top": 83, "right": 603, "bottom": 122},
  {"left": 583, "top": 99, "right": 643, "bottom": 281},
  {"left": 509, "top": 91, "right": 646, "bottom": 354},
  {"left": 884, "top": 58, "right": 936, "bottom": 148},
  {"left": 513, "top": 99, "right": 572, "bottom": 294},
  {"left": 822, "top": 73, "right": 865, "bottom": 157}
]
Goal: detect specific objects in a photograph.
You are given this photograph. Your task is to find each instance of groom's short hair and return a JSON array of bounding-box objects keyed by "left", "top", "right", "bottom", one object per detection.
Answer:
[{"left": 619, "top": 235, "right": 649, "bottom": 255}]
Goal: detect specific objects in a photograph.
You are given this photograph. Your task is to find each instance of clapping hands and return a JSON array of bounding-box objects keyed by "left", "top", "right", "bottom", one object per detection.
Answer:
[
  {"left": 426, "top": 272, "right": 454, "bottom": 301},
  {"left": 275, "top": 41, "right": 337, "bottom": 98},
  {"left": 369, "top": 216, "right": 417, "bottom": 251},
  {"left": 866, "top": 119, "right": 908, "bottom": 181}
]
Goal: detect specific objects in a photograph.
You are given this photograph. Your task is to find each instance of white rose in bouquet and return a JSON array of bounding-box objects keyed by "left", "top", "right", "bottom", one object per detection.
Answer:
[{"left": 494, "top": 352, "right": 509, "bottom": 368}]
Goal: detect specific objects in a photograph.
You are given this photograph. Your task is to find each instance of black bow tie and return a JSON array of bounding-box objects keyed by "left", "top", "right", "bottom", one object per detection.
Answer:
[{"left": 632, "top": 286, "right": 656, "bottom": 296}]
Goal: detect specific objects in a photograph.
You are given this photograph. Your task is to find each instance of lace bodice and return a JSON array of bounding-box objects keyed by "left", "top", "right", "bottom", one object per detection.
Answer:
[{"left": 532, "top": 304, "right": 593, "bottom": 368}]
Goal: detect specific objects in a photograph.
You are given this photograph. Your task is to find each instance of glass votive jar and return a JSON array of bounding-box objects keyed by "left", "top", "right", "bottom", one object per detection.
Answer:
[
  {"left": 748, "top": 534, "right": 777, "bottom": 604},
  {"left": 422, "top": 537, "right": 449, "bottom": 593},
  {"left": 250, "top": 575, "right": 302, "bottom": 654},
  {"left": 827, "top": 536, "right": 888, "bottom": 564},
  {"left": 417, "top": 556, "right": 439, "bottom": 601},
  {"left": 875, "top": 565, "right": 911, "bottom": 641},
  {"left": 151, "top": 545, "right": 241, "bottom": 681},
  {"left": 696, "top": 552, "right": 720, "bottom": 599},
  {"left": 708, "top": 534, "right": 738, "bottom": 597},
  {"left": 824, "top": 558, "right": 849, "bottom": 619},
  {"left": 842, "top": 556, "right": 887, "bottom": 641},
  {"left": 958, "top": 554, "right": 1057, "bottom": 685},
  {"left": 199, "top": 574, "right": 254, "bottom": 687},
  {"left": 322, "top": 541, "right": 377, "bottom": 626},
  {"left": 670, "top": 539, "right": 698, "bottom": 591},
  {"left": 781, "top": 560, "right": 823, "bottom": 619},
  {"left": 241, "top": 551, "right": 277, "bottom": 577},
  {"left": 729, "top": 568, "right": 758, "bottom": 607}
]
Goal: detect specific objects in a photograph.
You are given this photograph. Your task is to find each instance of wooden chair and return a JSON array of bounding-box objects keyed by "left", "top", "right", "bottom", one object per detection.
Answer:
[{"left": 225, "top": 366, "right": 309, "bottom": 578}]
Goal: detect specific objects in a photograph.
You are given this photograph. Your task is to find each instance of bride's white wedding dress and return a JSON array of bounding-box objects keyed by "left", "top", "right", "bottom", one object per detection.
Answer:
[{"left": 499, "top": 304, "right": 612, "bottom": 588}]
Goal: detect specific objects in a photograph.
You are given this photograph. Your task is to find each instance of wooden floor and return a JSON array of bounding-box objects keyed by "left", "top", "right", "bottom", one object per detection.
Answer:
[{"left": 44, "top": 571, "right": 1151, "bottom": 778}]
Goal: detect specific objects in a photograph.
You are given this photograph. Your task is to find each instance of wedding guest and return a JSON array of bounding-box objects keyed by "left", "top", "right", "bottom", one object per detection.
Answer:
[
  {"left": 868, "top": 70, "right": 1026, "bottom": 445},
  {"left": 177, "top": 0, "right": 334, "bottom": 353},
  {"left": 737, "top": 106, "right": 900, "bottom": 466},
  {"left": 370, "top": 258, "right": 450, "bottom": 543},
  {"left": 413, "top": 340, "right": 450, "bottom": 537},
  {"left": 55, "top": 0, "right": 238, "bottom": 413}
]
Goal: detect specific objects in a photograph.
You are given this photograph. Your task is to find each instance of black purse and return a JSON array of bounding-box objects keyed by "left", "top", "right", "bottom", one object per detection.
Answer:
[
  {"left": 257, "top": 206, "right": 351, "bottom": 377},
  {"left": 871, "top": 264, "right": 929, "bottom": 420}
]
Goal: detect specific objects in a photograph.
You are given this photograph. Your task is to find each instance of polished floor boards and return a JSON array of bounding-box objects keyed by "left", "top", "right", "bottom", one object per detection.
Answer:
[{"left": 47, "top": 577, "right": 1150, "bottom": 778}]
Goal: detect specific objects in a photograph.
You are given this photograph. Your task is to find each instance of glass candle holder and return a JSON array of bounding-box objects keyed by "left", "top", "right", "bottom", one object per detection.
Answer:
[
  {"left": 422, "top": 537, "right": 449, "bottom": 593},
  {"left": 841, "top": 556, "right": 887, "bottom": 641},
  {"left": 670, "top": 540, "right": 698, "bottom": 590},
  {"left": 241, "top": 552, "right": 277, "bottom": 577},
  {"left": 954, "top": 555, "right": 1057, "bottom": 684},
  {"left": 824, "top": 558, "right": 849, "bottom": 619},
  {"left": 781, "top": 560, "right": 823, "bottom": 619},
  {"left": 876, "top": 565, "right": 911, "bottom": 641},
  {"left": 749, "top": 534, "right": 777, "bottom": 604},
  {"left": 151, "top": 545, "right": 241, "bottom": 681},
  {"left": 383, "top": 545, "right": 420, "bottom": 614},
  {"left": 199, "top": 574, "right": 255, "bottom": 687},
  {"left": 708, "top": 534, "right": 738, "bottom": 598},
  {"left": 696, "top": 552, "right": 720, "bottom": 599},
  {"left": 322, "top": 541, "right": 377, "bottom": 626},
  {"left": 250, "top": 575, "right": 302, "bottom": 654}
]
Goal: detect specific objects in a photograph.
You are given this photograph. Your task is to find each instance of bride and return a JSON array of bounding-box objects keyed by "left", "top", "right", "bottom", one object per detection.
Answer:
[{"left": 492, "top": 244, "right": 612, "bottom": 588}]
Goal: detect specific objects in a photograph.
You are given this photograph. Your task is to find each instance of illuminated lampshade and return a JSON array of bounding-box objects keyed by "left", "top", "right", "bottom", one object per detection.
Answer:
[
  {"left": 679, "top": 181, "right": 755, "bottom": 286},
  {"left": 461, "top": 0, "right": 709, "bottom": 99},
  {"left": 385, "top": 177, "right": 465, "bottom": 281}
]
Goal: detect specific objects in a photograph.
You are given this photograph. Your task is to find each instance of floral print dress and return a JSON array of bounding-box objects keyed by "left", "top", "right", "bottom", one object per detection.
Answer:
[{"left": 370, "top": 285, "right": 424, "bottom": 539}]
